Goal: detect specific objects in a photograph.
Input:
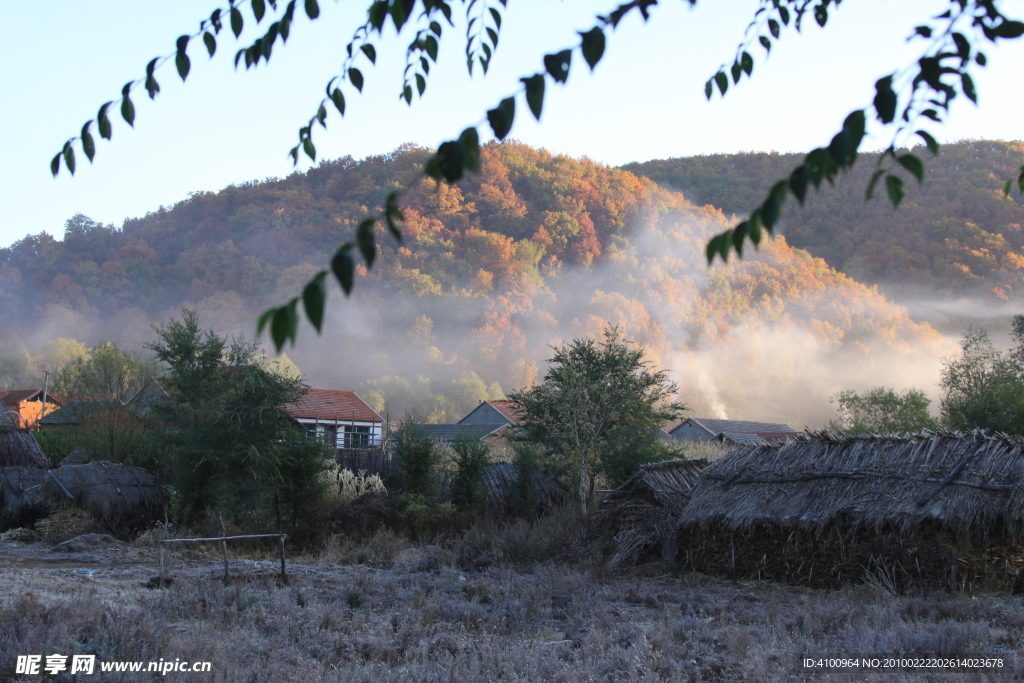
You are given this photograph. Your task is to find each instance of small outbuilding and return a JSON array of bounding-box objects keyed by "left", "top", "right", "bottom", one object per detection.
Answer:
[
  {"left": 676, "top": 429, "right": 1024, "bottom": 592},
  {"left": 586, "top": 459, "right": 710, "bottom": 565}
]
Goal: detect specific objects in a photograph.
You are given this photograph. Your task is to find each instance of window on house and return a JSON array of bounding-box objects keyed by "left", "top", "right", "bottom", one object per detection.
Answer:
[{"left": 343, "top": 425, "right": 371, "bottom": 447}]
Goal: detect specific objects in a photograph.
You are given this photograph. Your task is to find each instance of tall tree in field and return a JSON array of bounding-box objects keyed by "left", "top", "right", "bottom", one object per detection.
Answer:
[
  {"left": 939, "top": 326, "right": 1024, "bottom": 434},
  {"left": 147, "top": 309, "right": 330, "bottom": 524},
  {"left": 509, "top": 328, "right": 684, "bottom": 513},
  {"left": 47, "top": 1, "right": 1024, "bottom": 349}
]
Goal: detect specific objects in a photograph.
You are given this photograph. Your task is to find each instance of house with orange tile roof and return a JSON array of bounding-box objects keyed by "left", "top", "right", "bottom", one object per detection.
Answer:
[
  {"left": 456, "top": 399, "right": 523, "bottom": 427},
  {"left": 283, "top": 389, "right": 384, "bottom": 449},
  {"left": 0, "top": 388, "right": 65, "bottom": 428}
]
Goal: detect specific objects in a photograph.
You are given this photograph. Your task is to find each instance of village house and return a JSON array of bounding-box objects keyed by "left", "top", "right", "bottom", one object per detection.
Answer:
[
  {"left": 0, "top": 389, "right": 66, "bottom": 429},
  {"left": 668, "top": 417, "right": 799, "bottom": 444},
  {"left": 456, "top": 399, "right": 523, "bottom": 427},
  {"left": 283, "top": 389, "right": 384, "bottom": 450}
]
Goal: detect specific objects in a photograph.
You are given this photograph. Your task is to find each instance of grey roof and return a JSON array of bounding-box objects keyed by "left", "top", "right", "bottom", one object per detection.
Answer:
[
  {"left": 0, "top": 403, "right": 18, "bottom": 429},
  {"left": 413, "top": 423, "right": 506, "bottom": 442},
  {"left": 671, "top": 418, "right": 797, "bottom": 437},
  {"left": 39, "top": 400, "right": 121, "bottom": 426}
]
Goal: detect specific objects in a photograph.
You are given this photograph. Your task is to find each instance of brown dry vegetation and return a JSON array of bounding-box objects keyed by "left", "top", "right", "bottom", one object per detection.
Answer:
[{"left": 2, "top": 518, "right": 1024, "bottom": 683}]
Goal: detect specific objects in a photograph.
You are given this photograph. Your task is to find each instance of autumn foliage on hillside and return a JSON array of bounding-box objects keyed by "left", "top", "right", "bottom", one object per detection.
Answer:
[
  {"left": 0, "top": 143, "right": 944, "bottom": 426},
  {"left": 625, "top": 140, "right": 1024, "bottom": 301}
]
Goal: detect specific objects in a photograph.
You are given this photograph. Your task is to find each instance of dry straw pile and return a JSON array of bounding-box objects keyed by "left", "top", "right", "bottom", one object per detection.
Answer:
[
  {"left": 587, "top": 459, "right": 710, "bottom": 565},
  {"left": 676, "top": 429, "right": 1024, "bottom": 592}
]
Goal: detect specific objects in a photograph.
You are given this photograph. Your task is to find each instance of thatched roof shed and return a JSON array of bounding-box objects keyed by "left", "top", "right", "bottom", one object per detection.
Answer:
[
  {"left": 0, "top": 420, "right": 50, "bottom": 469},
  {"left": 586, "top": 459, "right": 709, "bottom": 565},
  {"left": 40, "top": 461, "right": 168, "bottom": 535},
  {"left": 676, "top": 429, "right": 1024, "bottom": 591},
  {"left": 0, "top": 467, "right": 47, "bottom": 528},
  {"left": 483, "top": 461, "right": 566, "bottom": 518}
]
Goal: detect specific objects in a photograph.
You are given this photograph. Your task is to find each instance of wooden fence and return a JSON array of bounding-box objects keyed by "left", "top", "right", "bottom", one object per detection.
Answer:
[{"left": 336, "top": 446, "right": 398, "bottom": 479}]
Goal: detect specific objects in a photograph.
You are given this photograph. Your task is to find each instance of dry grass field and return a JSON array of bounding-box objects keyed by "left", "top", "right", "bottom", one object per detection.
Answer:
[{"left": 2, "top": 520, "right": 1023, "bottom": 682}]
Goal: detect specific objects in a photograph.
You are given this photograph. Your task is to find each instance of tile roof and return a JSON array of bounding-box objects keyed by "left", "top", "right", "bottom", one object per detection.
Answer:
[
  {"left": 1, "top": 388, "right": 44, "bottom": 405},
  {"left": 487, "top": 400, "right": 524, "bottom": 425},
  {"left": 284, "top": 389, "right": 382, "bottom": 423},
  {"left": 413, "top": 423, "right": 507, "bottom": 441},
  {"left": 38, "top": 400, "right": 120, "bottom": 425},
  {"left": 670, "top": 418, "right": 797, "bottom": 437}
]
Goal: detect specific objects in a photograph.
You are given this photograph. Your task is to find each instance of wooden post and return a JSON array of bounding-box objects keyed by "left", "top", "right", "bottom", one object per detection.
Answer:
[
  {"left": 158, "top": 506, "right": 167, "bottom": 589},
  {"left": 950, "top": 546, "right": 959, "bottom": 594},
  {"left": 219, "top": 514, "right": 229, "bottom": 583},
  {"left": 278, "top": 535, "right": 287, "bottom": 584},
  {"left": 730, "top": 531, "right": 737, "bottom": 584}
]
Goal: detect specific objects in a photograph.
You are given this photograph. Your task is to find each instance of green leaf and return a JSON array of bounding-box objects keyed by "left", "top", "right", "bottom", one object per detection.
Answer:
[
  {"left": 842, "top": 110, "right": 865, "bottom": 152},
  {"left": 961, "top": 72, "right": 977, "bottom": 103},
  {"left": 731, "top": 221, "right": 748, "bottom": 257},
  {"left": 270, "top": 302, "right": 297, "bottom": 350},
  {"left": 62, "top": 142, "right": 76, "bottom": 176},
  {"left": 436, "top": 140, "right": 465, "bottom": 182},
  {"left": 486, "top": 97, "right": 515, "bottom": 140},
  {"left": 459, "top": 127, "right": 481, "bottom": 173},
  {"left": 718, "top": 230, "right": 731, "bottom": 261},
  {"left": 486, "top": 27, "right": 499, "bottom": 48},
  {"left": 253, "top": 0, "right": 266, "bottom": 21},
  {"left": 705, "top": 234, "right": 719, "bottom": 264},
  {"left": 50, "top": 152, "right": 60, "bottom": 177},
  {"left": 424, "top": 35, "right": 438, "bottom": 61},
  {"left": 704, "top": 79, "right": 713, "bottom": 100},
  {"left": 384, "top": 191, "right": 404, "bottom": 241},
  {"left": 175, "top": 36, "right": 191, "bottom": 81},
  {"left": 993, "top": 20, "right": 1024, "bottom": 38},
  {"left": 749, "top": 211, "right": 763, "bottom": 246},
  {"left": 521, "top": 74, "right": 545, "bottom": 120},
  {"left": 203, "top": 31, "right": 217, "bottom": 57},
  {"left": 302, "top": 272, "right": 327, "bottom": 332},
  {"left": 778, "top": 6, "right": 790, "bottom": 25},
  {"left": 231, "top": 6, "right": 243, "bottom": 37},
  {"left": 759, "top": 35, "right": 771, "bottom": 52},
  {"left": 898, "top": 153, "right": 924, "bottom": 183},
  {"left": 789, "top": 164, "right": 810, "bottom": 204},
  {"left": 389, "top": 0, "right": 410, "bottom": 31},
  {"left": 121, "top": 93, "right": 135, "bottom": 128},
  {"left": 369, "top": 1, "right": 388, "bottom": 31},
  {"left": 714, "top": 71, "right": 728, "bottom": 96},
  {"left": 740, "top": 51, "right": 753, "bottom": 76},
  {"left": 81, "top": 121, "right": 95, "bottom": 162},
  {"left": 430, "top": 21, "right": 442, "bottom": 36},
  {"left": 330, "top": 88, "right": 346, "bottom": 115},
  {"left": 543, "top": 50, "right": 571, "bottom": 83},
  {"left": 1004, "top": 178, "right": 1013, "bottom": 197},
  {"left": 349, "top": 68, "right": 364, "bottom": 92},
  {"left": 866, "top": 169, "right": 885, "bottom": 200},
  {"left": 361, "top": 43, "right": 377, "bottom": 64},
  {"left": 873, "top": 75, "right": 897, "bottom": 123},
  {"left": 730, "top": 61, "right": 742, "bottom": 84},
  {"left": 305, "top": 0, "right": 320, "bottom": 20},
  {"left": 916, "top": 130, "right": 939, "bottom": 155},
  {"left": 316, "top": 104, "right": 327, "bottom": 127},
  {"left": 257, "top": 308, "right": 276, "bottom": 336},
  {"left": 302, "top": 136, "right": 316, "bottom": 160},
  {"left": 356, "top": 219, "right": 377, "bottom": 267},
  {"left": 145, "top": 58, "right": 161, "bottom": 99},
  {"left": 98, "top": 103, "right": 113, "bottom": 140},
  {"left": 489, "top": 7, "right": 502, "bottom": 29},
  {"left": 415, "top": 73, "right": 426, "bottom": 96},
  {"left": 814, "top": 4, "right": 828, "bottom": 26},
  {"left": 885, "top": 174, "right": 904, "bottom": 207},
  {"left": 331, "top": 244, "right": 355, "bottom": 294},
  {"left": 579, "top": 27, "right": 605, "bottom": 70},
  {"left": 768, "top": 18, "right": 780, "bottom": 38},
  {"left": 761, "top": 181, "right": 787, "bottom": 229}
]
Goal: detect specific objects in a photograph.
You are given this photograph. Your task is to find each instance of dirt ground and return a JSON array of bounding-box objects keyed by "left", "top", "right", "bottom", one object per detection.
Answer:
[{"left": 1, "top": 531, "right": 1023, "bottom": 682}]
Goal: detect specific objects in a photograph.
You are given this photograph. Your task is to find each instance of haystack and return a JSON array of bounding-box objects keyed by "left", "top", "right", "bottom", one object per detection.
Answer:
[
  {"left": 587, "top": 459, "right": 709, "bottom": 565},
  {"left": 0, "top": 413, "right": 49, "bottom": 468},
  {"left": 483, "top": 461, "right": 567, "bottom": 518},
  {"left": 0, "top": 467, "right": 48, "bottom": 529},
  {"left": 40, "top": 461, "right": 168, "bottom": 535},
  {"left": 676, "top": 429, "right": 1024, "bottom": 592}
]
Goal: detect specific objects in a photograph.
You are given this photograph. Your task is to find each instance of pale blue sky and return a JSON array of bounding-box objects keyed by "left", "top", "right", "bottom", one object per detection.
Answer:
[{"left": 1, "top": 0, "right": 1021, "bottom": 248}]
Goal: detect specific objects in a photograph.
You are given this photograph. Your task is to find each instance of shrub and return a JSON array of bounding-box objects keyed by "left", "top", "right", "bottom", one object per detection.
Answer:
[
  {"left": 450, "top": 433, "right": 490, "bottom": 513},
  {"left": 394, "top": 421, "right": 438, "bottom": 497}
]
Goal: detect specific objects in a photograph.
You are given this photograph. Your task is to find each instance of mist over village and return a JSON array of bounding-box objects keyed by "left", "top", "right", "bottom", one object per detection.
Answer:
[{"left": 3, "top": 1, "right": 1024, "bottom": 681}]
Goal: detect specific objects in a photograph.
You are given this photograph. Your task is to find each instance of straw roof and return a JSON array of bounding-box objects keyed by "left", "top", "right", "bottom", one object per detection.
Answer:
[
  {"left": 0, "top": 467, "right": 47, "bottom": 527},
  {"left": 587, "top": 459, "right": 710, "bottom": 565},
  {"left": 678, "top": 429, "right": 1024, "bottom": 540},
  {"left": 0, "top": 429, "right": 50, "bottom": 468},
  {"left": 40, "top": 462, "right": 168, "bottom": 535},
  {"left": 483, "top": 461, "right": 567, "bottom": 518}
]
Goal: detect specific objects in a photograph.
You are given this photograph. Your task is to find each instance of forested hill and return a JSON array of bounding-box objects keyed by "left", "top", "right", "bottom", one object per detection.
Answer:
[
  {"left": 624, "top": 140, "right": 1024, "bottom": 304},
  {"left": 1, "top": 143, "right": 947, "bottom": 426}
]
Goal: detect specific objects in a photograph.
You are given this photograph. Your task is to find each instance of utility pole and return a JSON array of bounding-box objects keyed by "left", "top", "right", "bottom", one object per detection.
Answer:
[{"left": 41, "top": 370, "right": 51, "bottom": 426}]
